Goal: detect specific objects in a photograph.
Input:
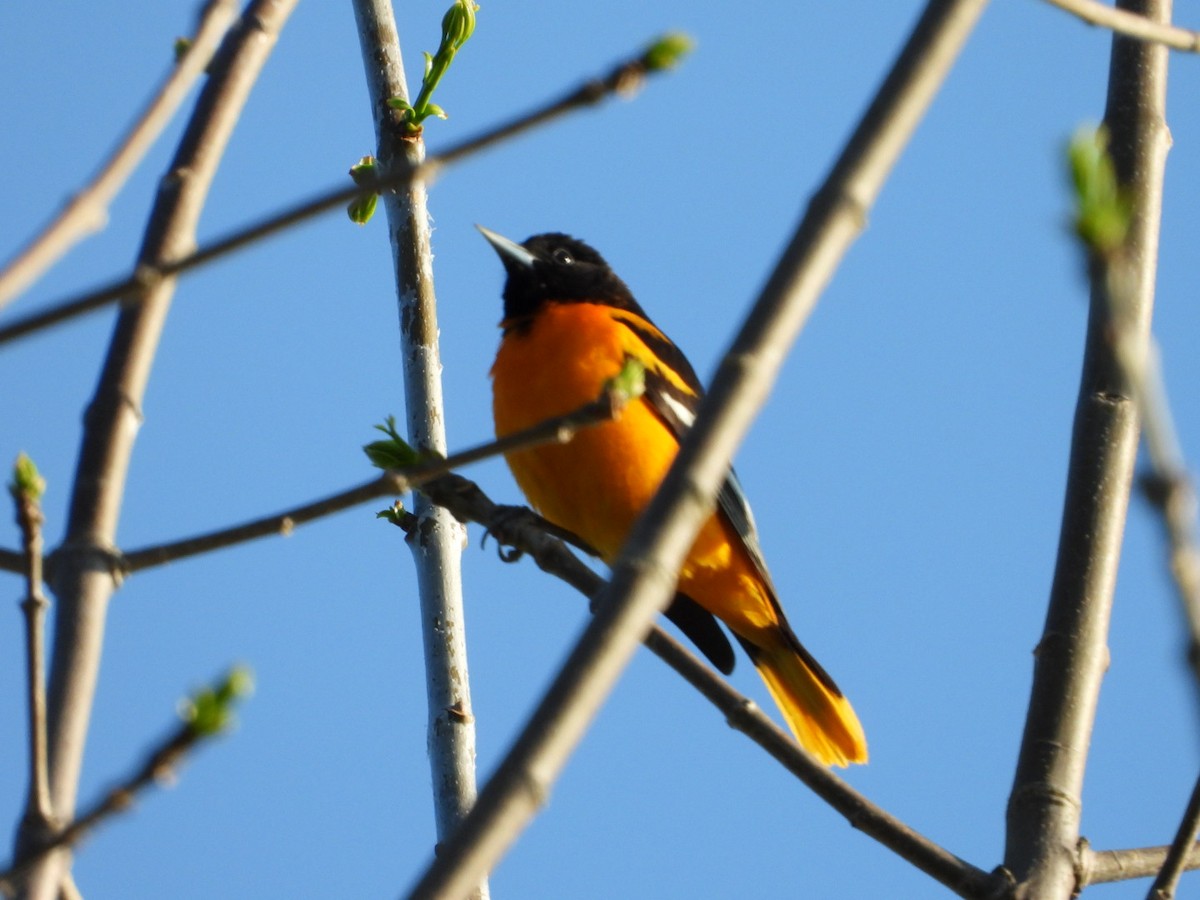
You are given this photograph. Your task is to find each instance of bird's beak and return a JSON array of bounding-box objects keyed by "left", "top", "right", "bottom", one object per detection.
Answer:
[{"left": 476, "top": 224, "right": 537, "bottom": 270}]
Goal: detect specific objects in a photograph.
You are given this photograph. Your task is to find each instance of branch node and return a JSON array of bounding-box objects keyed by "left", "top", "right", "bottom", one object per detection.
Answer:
[
  {"left": 724, "top": 696, "right": 760, "bottom": 732},
  {"left": 53, "top": 540, "right": 129, "bottom": 588}
]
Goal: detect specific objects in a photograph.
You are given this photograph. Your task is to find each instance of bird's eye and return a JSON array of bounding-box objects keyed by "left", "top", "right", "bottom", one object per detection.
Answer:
[{"left": 552, "top": 248, "right": 574, "bottom": 265}]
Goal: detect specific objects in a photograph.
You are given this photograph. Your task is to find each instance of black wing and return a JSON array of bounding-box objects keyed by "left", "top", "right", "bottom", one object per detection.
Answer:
[
  {"left": 626, "top": 340, "right": 786, "bottom": 675},
  {"left": 633, "top": 344, "right": 846, "bottom": 696},
  {"left": 638, "top": 363, "right": 778, "bottom": 598}
]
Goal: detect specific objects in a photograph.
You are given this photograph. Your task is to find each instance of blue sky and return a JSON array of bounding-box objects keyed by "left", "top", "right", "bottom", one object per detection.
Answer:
[{"left": 3, "top": 1, "right": 1200, "bottom": 897}]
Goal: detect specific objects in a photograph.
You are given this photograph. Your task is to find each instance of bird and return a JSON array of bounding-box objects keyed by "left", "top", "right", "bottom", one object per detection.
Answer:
[{"left": 479, "top": 225, "right": 867, "bottom": 767}]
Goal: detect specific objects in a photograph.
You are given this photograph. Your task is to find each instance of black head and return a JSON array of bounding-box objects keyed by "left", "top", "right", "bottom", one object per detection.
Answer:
[{"left": 477, "top": 226, "right": 646, "bottom": 323}]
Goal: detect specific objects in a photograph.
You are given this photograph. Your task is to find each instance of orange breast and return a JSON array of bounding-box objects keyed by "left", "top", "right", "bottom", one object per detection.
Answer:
[
  {"left": 491, "top": 302, "right": 680, "bottom": 561},
  {"left": 490, "top": 302, "right": 780, "bottom": 640}
]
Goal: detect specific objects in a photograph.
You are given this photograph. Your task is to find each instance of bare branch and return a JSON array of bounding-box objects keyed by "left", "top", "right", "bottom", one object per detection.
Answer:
[
  {"left": 122, "top": 382, "right": 630, "bottom": 572},
  {"left": 404, "top": 1, "right": 990, "bottom": 896},
  {"left": 1147, "top": 772, "right": 1200, "bottom": 898},
  {"left": 417, "top": 473, "right": 1003, "bottom": 898},
  {"left": 21, "top": 3, "right": 298, "bottom": 898},
  {"left": 122, "top": 475, "right": 394, "bottom": 572},
  {"left": 1003, "top": 1, "right": 1172, "bottom": 897},
  {"left": 0, "top": 0, "right": 239, "bottom": 310},
  {"left": 8, "top": 457, "right": 54, "bottom": 865},
  {"left": 1108, "top": 318, "right": 1200, "bottom": 681},
  {"left": 1043, "top": 0, "right": 1200, "bottom": 51},
  {"left": 0, "top": 38, "right": 688, "bottom": 348},
  {"left": 1083, "top": 839, "right": 1200, "bottom": 886},
  {"left": 0, "top": 668, "right": 250, "bottom": 898}
]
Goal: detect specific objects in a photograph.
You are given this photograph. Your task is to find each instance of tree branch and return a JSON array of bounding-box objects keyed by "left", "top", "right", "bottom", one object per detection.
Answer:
[
  {"left": 0, "top": 36, "right": 688, "bottom": 348},
  {"left": 1148, "top": 770, "right": 1200, "bottom": 898},
  {"left": 17, "top": 4, "right": 298, "bottom": 898},
  {"left": 351, "top": 4, "right": 481, "bottom": 890},
  {"left": 9, "top": 458, "right": 54, "bottom": 866},
  {"left": 1082, "top": 839, "right": 1200, "bottom": 886},
  {"left": 404, "top": 1, "right": 990, "bottom": 896},
  {"left": 1074, "top": 106, "right": 1200, "bottom": 900},
  {"left": 120, "top": 385, "right": 630, "bottom": 572},
  {"left": 417, "top": 474, "right": 1004, "bottom": 898},
  {"left": 1043, "top": 0, "right": 1200, "bottom": 51},
  {"left": 1003, "top": 1, "right": 1172, "bottom": 897},
  {"left": 0, "top": 669, "right": 250, "bottom": 898},
  {"left": 0, "top": 0, "right": 239, "bottom": 311}
]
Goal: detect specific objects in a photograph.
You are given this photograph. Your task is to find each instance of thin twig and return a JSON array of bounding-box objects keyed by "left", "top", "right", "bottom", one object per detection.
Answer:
[
  {"left": 1043, "top": 0, "right": 1200, "bottom": 51},
  {"left": 429, "top": 38, "right": 686, "bottom": 171},
  {"left": 10, "top": 463, "right": 54, "bottom": 859},
  {"left": 120, "top": 388, "right": 628, "bottom": 573},
  {"left": 0, "top": 724, "right": 196, "bottom": 897},
  {"left": 417, "top": 474, "right": 1003, "bottom": 899},
  {"left": 1083, "top": 839, "right": 1200, "bottom": 885},
  {"left": 122, "top": 475, "right": 394, "bottom": 572},
  {"left": 0, "top": 39, "right": 685, "bottom": 348},
  {"left": 405, "top": 2, "right": 990, "bottom": 897},
  {"left": 0, "top": 0, "right": 239, "bottom": 310},
  {"left": 21, "top": 4, "right": 298, "bottom": 899},
  {"left": 1003, "top": 1, "right": 1172, "bottom": 897},
  {"left": 0, "top": 670, "right": 249, "bottom": 898},
  {"left": 1113, "top": 328, "right": 1200, "bottom": 682},
  {"left": 1140, "top": 432, "right": 1200, "bottom": 684},
  {"left": 1147, "top": 771, "right": 1200, "bottom": 898}
]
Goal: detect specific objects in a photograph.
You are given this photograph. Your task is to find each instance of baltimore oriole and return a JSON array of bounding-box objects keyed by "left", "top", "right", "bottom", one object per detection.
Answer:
[{"left": 479, "top": 226, "right": 867, "bottom": 767}]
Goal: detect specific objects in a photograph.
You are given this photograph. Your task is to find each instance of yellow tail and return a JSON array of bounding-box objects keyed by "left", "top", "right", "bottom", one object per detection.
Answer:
[{"left": 752, "top": 640, "right": 867, "bottom": 767}]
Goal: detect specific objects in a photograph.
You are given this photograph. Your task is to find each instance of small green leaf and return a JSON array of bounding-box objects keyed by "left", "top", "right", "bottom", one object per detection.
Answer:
[
  {"left": 376, "top": 501, "right": 407, "bottom": 526},
  {"left": 1068, "top": 125, "right": 1132, "bottom": 256},
  {"left": 386, "top": 96, "right": 413, "bottom": 112},
  {"left": 364, "top": 416, "right": 422, "bottom": 469},
  {"left": 440, "top": 0, "right": 479, "bottom": 52},
  {"left": 348, "top": 155, "right": 377, "bottom": 185},
  {"left": 173, "top": 37, "right": 193, "bottom": 63},
  {"left": 180, "top": 666, "right": 254, "bottom": 737},
  {"left": 347, "top": 157, "right": 380, "bottom": 224},
  {"left": 347, "top": 193, "right": 378, "bottom": 225},
  {"left": 606, "top": 358, "right": 646, "bottom": 403},
  {"left": 402, "top": 0, "right": 479, "bottom": 133},
  {"left": 9, "top": 453, "right": 46, "bottom": 503},
  {"left": 642, "top": 32, "right": 694, "bottom": 72}
]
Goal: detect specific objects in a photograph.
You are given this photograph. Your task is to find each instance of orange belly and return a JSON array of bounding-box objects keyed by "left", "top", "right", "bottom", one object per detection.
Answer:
[{"left": 491, "top": 302, "right": 778, "bottom": 639}]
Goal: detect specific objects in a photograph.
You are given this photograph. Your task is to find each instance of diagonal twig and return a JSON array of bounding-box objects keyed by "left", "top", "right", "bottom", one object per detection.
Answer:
[
  {"left": 1148, "top": 771, "right": 1200, "bottom": 898},
  {"left": 1083, "top": 838, "right": 1200, "bottom": 886},
  {"left": 418, "top": 473, "right": 1004, "bottom": 898},
  {"left": 119, "top": 383, "right": 629, "bottom": 572},
  {"left": 0, "top": 0, "right": 239, "bottom": 311},
  {"left": 1043, "top": 0, "right": 1200, "bottom": 50},
  {"left": 0, "top": 668, "right": 250, "bottom": 898},
  {"left": 0, "top": 37, "right": 687, "bottom": 349},
  {"left": 404, "top": 1, "right": 991, "bottom": 896}
]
